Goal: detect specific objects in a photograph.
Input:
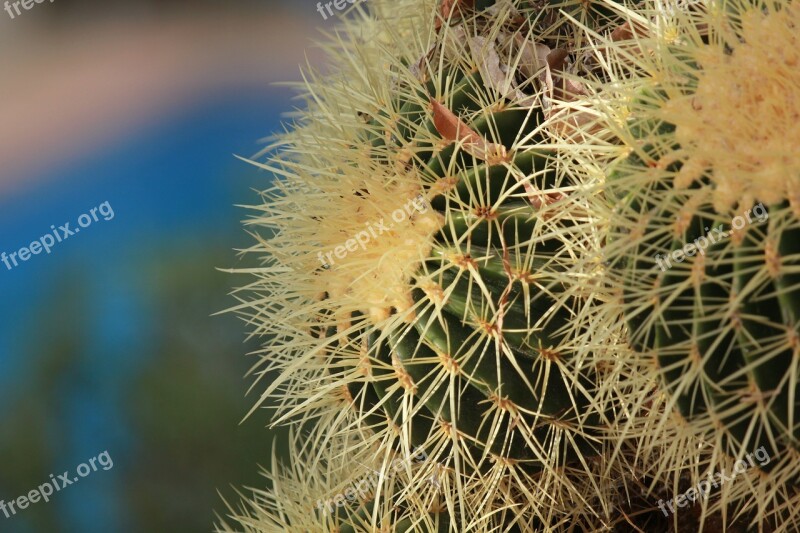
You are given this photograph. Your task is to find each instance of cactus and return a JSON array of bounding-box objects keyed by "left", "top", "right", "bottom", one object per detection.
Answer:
[
  {"left": 220, "top": 0, "right": 687, "bottom": 531},
  {"left": 561, "top": 0, "right": 800, "bottom": 528},
  {"left": 215, "top": 433, "right": 453, "bottom": 532}
]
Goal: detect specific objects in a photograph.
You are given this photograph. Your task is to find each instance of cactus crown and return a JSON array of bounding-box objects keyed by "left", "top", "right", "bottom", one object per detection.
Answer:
[{"left": 662, "top": 0, "right": 800, "bottom": 213}]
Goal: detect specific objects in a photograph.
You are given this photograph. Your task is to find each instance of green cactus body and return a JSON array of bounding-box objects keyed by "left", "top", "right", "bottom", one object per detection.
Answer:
[
  {"left": 341, "top": 89, "right": 594, "bottom": 466},
  {"left": 322, "top": 0, "right": 630, "bottom": 477},
  {"left": 611, "top": 158, "right": 800, "bottom": 478},
  {"left": 603, "top": 0, "right": 800, "bottom": 488},
  {"left": 336, "top": 151, "right": 602, "bottom": 470}
]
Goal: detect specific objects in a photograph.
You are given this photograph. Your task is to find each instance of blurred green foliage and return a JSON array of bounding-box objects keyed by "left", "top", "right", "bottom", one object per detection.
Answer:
[{"left": 0, "top": 246, "right": 289, "bottom": 532}]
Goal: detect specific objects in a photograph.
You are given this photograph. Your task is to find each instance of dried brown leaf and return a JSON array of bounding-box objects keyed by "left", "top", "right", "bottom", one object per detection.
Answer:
[
  {"left": 429, "top": 97, "right": 510, "bottom": 164},
  {"left": 468, "top": 35, "right": 529, "bottom": 102},
  {"left": 435, "top": 0, "right": 476, "bottom": 32},
  {"left": 545, "top": 48, "right": 569, "bottom": 71},
  {"left": 511, "top": 33, "right": 550, "bottom": 78},
  {"left": 513, "top": 174, "right": 565, "bottom": 210},
  {"left": 409, "top": 44, "right": 437, "bottom": 83},
  {"left": 610, "top": 20, "right": 649, "bottom": 41}
]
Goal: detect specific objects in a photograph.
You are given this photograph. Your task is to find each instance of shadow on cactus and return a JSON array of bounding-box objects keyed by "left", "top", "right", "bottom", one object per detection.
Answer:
[
  {"left": 570, "top": 0, "right": 800, "bottom": 529},
  {"left": 219, "top": 0, "right": 683, "bottom": 531}
]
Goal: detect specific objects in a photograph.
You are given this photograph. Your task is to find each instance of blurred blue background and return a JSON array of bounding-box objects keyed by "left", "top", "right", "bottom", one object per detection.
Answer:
[{"left": 0, "top": 1, "right": 326, "bottom": 531}]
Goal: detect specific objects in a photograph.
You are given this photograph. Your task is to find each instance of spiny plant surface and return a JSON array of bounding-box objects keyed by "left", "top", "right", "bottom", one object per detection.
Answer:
[
  {"left": 216, "top": 432, "right": 453, "bottom": 532},
  {"left": 557, "top": 0, "right": 800, "bottom": 529},
  {"left": 221, "top": 0, "right": 684, "bottom": 531},
  {"left": 215, "top": 425, "right": 675, "bottom": 533}
]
